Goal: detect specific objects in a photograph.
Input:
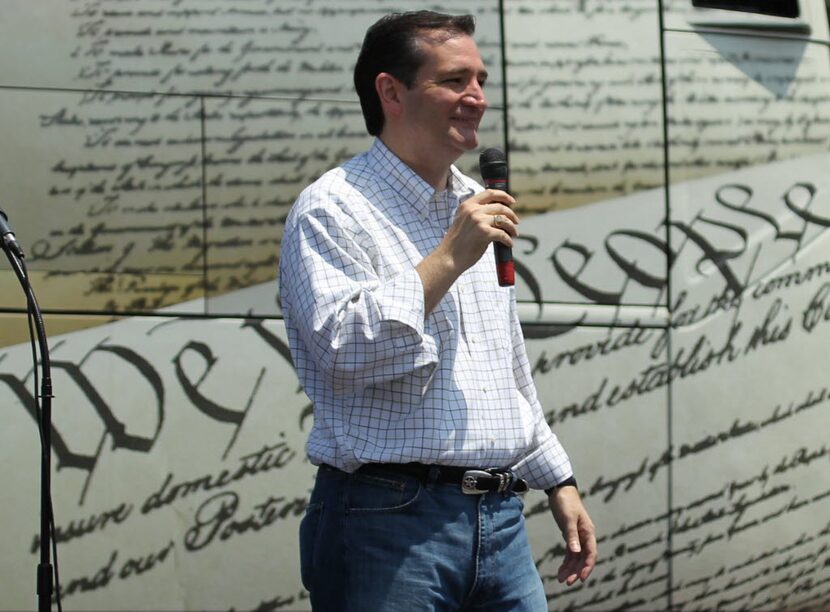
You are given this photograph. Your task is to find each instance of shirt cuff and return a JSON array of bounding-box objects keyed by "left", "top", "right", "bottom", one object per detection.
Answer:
[
  {"left": 375, "top": 268, "right": 427, "bottom": 336},
  {"left": 512, "top": 431, "right": 574, "bottom": 491}
]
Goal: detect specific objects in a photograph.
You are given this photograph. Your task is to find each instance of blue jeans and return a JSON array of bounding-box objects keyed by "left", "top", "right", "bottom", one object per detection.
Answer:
[{"left": 299, "top": 464, "right": 548, "bottom": 611}]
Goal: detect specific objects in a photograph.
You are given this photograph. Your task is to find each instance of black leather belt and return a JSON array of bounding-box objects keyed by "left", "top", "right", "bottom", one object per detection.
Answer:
[{"left": 356, "top": 462, "right": 529, "bottom": 494}]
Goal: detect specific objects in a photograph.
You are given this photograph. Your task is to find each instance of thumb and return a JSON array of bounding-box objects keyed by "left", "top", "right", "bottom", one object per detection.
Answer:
[{"left": 565, "top": 526, "right": 582, "bottom": 553}]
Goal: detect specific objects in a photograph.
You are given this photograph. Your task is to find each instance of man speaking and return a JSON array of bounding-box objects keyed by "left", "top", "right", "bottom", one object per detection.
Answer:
[{"left": 279, "top": 10, "right": 597, "bottom": 611}]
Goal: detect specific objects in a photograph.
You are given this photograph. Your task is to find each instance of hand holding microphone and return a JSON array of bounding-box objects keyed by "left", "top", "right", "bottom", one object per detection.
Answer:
[
  {"left": 419, "top": 146, "right": 516, "bottom": 307},
  {"left": 479, "top": 147, "right": 514, "bottom": 286}
]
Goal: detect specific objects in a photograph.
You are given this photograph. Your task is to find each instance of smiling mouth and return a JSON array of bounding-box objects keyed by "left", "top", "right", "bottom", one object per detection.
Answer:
[{"left": 452, "top": 117, "right": 481, "bottom": 127}]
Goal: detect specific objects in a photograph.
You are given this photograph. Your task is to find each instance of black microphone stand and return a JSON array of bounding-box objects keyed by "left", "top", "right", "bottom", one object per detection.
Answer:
[{"left": 2, "top": 242, "right": 54, "bottom": 611}]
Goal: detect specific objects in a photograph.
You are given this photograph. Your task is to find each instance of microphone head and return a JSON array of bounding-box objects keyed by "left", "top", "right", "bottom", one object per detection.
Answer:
[{"left": 479, "top": 147, "right": 508, "bottom": 181}]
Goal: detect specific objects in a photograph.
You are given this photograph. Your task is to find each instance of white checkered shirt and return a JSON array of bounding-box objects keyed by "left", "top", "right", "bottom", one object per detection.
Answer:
[{"left": 279, "top": 139, "right": 573, "bottom": 490}]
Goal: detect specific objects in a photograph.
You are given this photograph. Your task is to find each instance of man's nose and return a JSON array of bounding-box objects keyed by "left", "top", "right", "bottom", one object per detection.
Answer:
[{"left": 463, "top": 81, "right": 487, "bottom": 110}]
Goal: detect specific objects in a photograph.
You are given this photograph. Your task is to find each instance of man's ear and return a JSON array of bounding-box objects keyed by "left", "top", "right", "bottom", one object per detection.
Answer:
[{"left": 375, "top": 72, "right": 405, "bottom": 120}]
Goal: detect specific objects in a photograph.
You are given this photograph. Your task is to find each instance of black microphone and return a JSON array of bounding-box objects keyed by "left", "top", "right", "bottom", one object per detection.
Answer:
[
  {"left": 0, "top": 207, "right": 25, "bottom": 259},
  {"left": 479, "top": 147, "right": 514, "bottom": 286}
]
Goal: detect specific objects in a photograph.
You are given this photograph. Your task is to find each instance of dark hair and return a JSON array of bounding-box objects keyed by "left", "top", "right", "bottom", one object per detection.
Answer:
[{"left": 354, "top": 11, "right": 476, "bottom": 136}]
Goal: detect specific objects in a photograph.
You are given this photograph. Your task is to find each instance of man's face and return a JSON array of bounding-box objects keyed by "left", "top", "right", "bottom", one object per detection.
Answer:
[{"left": 399, "top": 33, "right": 489, "bottom": 161}]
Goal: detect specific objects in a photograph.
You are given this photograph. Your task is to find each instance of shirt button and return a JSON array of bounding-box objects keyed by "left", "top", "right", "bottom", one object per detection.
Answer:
[{"left": 482, "top": 387, "right": 489, "bottom": 394}]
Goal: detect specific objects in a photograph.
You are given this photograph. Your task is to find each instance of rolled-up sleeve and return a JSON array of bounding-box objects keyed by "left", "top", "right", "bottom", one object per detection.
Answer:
[{"left": 281, "top": 200, "right": 439, "bottom": 396}]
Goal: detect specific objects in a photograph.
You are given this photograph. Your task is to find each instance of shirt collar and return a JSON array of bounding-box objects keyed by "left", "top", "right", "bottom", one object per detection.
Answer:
[{"left": 369, "top": 139, "right": 474, "bottom": 219}]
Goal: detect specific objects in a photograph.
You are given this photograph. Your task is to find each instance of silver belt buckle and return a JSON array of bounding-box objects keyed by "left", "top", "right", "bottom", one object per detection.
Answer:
[{"left": 461, "top": 470, "right": 492, "bottom": 494}]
